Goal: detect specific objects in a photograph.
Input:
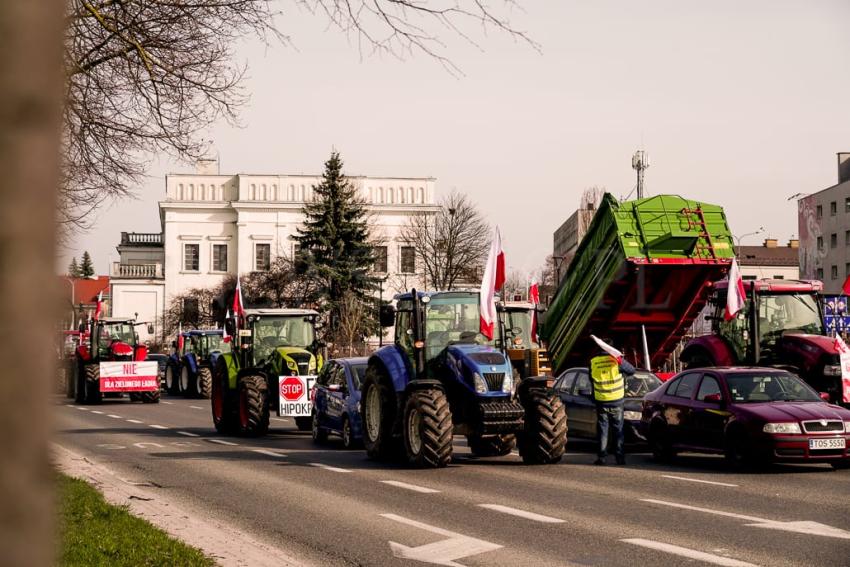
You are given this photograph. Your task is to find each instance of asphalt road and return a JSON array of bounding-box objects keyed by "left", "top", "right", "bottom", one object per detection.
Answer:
[{"left": 54, "top": 394, "right": 850, "bottom": 567}]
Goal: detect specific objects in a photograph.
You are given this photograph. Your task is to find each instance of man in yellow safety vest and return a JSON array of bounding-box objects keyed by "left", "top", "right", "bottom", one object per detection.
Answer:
[{"left": 589, "top": 341, "right": 635, "bottom": 465}]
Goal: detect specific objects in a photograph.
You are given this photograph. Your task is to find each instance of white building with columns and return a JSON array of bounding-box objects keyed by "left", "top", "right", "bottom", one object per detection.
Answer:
[{"left": 110, "top": 164, "right": 439, "bottom": 343}]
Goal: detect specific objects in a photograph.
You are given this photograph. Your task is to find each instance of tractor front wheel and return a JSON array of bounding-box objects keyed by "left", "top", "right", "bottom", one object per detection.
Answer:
[
  {"left": 196, "top": 367, "right": 212, "bottom": 399},
  {"left": 518, "top": 389, "right": 566, "bottom": 464},
  {"left": 238, "top": 374, "right": 269, "bottom": 437},
  {"left": 212, "top": 358, "right": 237, "bottom": 434},
  {"left": 403, "top": 389, "right": 452, "bottom": 468},
  {"left": 83, "top": 363, "right": 102, "bottom": 405},
  {"left": 468, "top": 434, "right": 516, "bottom": 457},
  {"left": 361, "top": 367, "right": 401, "bottom": 460},
  {"left": 164, "top": 363, "right": 178, "bottom": 394}
]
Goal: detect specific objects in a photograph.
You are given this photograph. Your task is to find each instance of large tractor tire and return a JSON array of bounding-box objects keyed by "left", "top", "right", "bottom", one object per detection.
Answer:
[
  {"left": 179, "top": 365, "right": 193, "bottom": 397},
  {"left": 211, "top": 357, "right": 238, "bottom": 434},
  {"left": 164, "top": 363, "right": 179, "bottom": 395},
  {"left": 468, "top": 434, "right": 516, "bottom": 457},
  {"left": 140, "top": 389, "right": 160, "bottom": 404},
  {"left": 196, "top": 367, "right": 212, "bottom": 399},
  {"left": 83, "top": 363, "right": 103, "bottom": 404},
  {"left": 518, "top": 389, "right": 566, "bottom": 464},
  {"left": 361, "top": 366, "right": 402, "bottom": 460},
  {"left": 403, "top": 389, "right": 453, "bottom": 468},
  {"left": 237, "top": 374, "right": 270, "bottom": 437}
]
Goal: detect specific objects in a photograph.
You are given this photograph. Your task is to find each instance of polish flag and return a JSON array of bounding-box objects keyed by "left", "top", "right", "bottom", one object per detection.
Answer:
[
  {"left": 93, "top": 290, "right": 103, "bottom": 321},
  {"left": 222, "top": 309, "right": 232, "bottom": 343},
  {"left": 834, "top": 334, "right": 850, "bottom": 403},
  {"left": 724, "top": 258, "right": 746, "bottom": 322},
  {"left": 479, "top": 227, "right": 505, "bottom": 340},
  {"left": 232, "top": 277, "right": 245, "bottom": 325},
  {"left": 177, "top": 323, "right": 184, "bottom": 352},
  {"left": 529, "top": 277, "right": 540, "bottom": 341},
  {"left": 842, "top": 274, "right": 850, "bottom": 296},
  {"left": 591, "top": 334, "right": 623, "bottom": 363}
]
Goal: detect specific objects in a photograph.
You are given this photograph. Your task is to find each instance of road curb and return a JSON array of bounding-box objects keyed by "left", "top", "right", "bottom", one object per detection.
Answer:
[{"left": 52, "top": 443, "right": 310, "bottom": 567}]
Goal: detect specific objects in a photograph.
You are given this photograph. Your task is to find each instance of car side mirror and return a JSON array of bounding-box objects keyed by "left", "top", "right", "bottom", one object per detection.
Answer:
[
  {"left": 379, "top": 305, "right": 396, "bottom": 328},
  {"left": 819, "top": 392, "right": 831, "bottom": 401},
  {"left": 703, "top": 393, "right": 722, "bottom": 403}
]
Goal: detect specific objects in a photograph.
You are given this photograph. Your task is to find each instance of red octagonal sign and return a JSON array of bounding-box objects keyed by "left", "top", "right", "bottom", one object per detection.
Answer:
[{"left": 279, "top": 376, "right": 304, "bottom": 401}]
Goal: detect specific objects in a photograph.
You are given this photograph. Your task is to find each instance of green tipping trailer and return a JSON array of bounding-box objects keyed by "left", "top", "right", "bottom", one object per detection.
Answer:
[{"left": 543, "top": 193, "right": 736, "bottom": 375}]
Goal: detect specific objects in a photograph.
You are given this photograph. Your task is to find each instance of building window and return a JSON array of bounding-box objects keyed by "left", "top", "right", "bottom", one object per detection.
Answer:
[
  {"left": 212, "top": 244, "right": 227, "bottom": 272},
  {"left": 817, "top": 268, "right": 824, "bottom": 280},
  {"left": 400, "top": 246, "right": 416, "bottom": 274},
  {"left": 772, "top": 275, "right": 785, "bottom": 280},
  {"left": 831, "top": 233, "right": 838, "bottom": 248},
  {"left": 816, "top": 205, "right": 823, "bottom": 219},
  {"left": 846, "top": 231, "right": 850, "bottom": 246},
  {"left": 846, "top": 263, "right": 850, "bottom": 277},
  {"left": 183, "top": 243, "right": 199, "bottom": 271},
  {"left": 832, "top": 265, "right": 839, "bottom": 280},
  {"left": 374, "top": 246, "right": 388, "bottom": 273},
  {"left": 183, "top": 297, "right": 199, "bottom": 325},
  {"left": 255, "top": 243, "right": 271, "bottom": 271},
  {"left": 817, "top": 236, "right": 824, "bottom": 251},
  {"left": 831, "top": 201, "right": 837, "bottom": 216},
  {"left": 742, "top": 275, "right": 757, "bottom": 281}
]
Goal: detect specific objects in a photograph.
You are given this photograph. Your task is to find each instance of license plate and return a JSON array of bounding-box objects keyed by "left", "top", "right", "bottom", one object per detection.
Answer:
[{"left": 809, "top": 438, "right": 846, "bottom": 450}]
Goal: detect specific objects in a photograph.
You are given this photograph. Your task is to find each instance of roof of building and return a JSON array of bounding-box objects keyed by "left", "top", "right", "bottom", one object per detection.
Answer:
[
  {"left": 735, "top": 245, "right": 799, "bottom": 267},
  {"left": 62, "top": 276, "right": 110, "bottom": 303}
]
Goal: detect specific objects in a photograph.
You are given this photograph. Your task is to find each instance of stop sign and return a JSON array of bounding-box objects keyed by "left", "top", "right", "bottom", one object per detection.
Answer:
[{"left": 279, "top": 376, "right": 304, "bottom": 401}]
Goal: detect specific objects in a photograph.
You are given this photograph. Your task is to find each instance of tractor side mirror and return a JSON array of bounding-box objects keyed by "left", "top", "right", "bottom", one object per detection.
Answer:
[
  {"left": 379, "top": 305, "right": 396, "bottom": 328},
  {"left": 224, "top": 318, "right": 236, "bottom": 337}
]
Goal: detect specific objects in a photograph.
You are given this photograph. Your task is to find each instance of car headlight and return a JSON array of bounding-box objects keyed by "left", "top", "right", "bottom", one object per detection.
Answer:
[
  {"left": 624, "top": 410, "right": 642, "bottom": 421},
  {"left": 824, "top": 364, "right": 841, "bottom": 377},
  {"left": 472, "top": 372, "right": 487, "bottom": 393},
  {"left": 763, "top": 422, "right": 801, "bottom": 434},
  {"left": 845, "top": 421, "right": 850, "bottom": 433},
  {"left": 501, "top": 373, "right": 513, "bottom": 393}
]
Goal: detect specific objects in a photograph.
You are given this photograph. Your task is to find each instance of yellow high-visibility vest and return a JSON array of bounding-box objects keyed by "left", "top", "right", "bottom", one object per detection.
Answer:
[{"left": 589, "top": 355, "right": 625, "bottom": 403}]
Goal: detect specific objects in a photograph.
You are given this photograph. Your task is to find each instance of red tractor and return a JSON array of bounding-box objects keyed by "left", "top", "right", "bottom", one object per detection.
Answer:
[
  {"left": 73, "top": 317, "right": 160, "bottom": 404},
  {"left": 681, "top": 279, "right": 844, "bottom": 403}
]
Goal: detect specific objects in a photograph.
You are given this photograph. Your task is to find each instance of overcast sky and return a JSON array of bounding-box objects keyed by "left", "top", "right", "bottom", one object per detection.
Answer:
[{"left": 62, "top": 0, "right": 850, "bottom": 278}]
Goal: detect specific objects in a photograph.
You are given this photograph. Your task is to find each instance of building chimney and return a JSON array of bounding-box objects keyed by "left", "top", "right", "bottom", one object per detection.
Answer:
[
  {"left": 763, "top": 238, "right": 778, "bottom": 248},
  {"left": 788, "top": 238, "right": 799, "bottom": 249},
  {"left": 839, "top": 153, "right": 850, "bottom": 184}
]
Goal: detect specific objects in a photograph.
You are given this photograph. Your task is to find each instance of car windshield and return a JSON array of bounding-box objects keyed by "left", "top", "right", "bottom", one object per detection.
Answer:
[
  {"left": 424, "top": 294, "right": 494, "bottom": 359},
  {"left": 253, "top": 316, "right": 315, "bottom": 362},
  {"left": 99, "top": 323, "right": 135, "bottom": 345},
  {"left": 502, "top": 308, "right": 538, "bottom": 349},
  {"left": 352, "top": 364, "right": 367, "bottom": 390},
  {"left": 726, "top": 372, "right": 822, "bottom": 403},
  {"left": 625, "top": 371, "right": 662, "bottom": 398}
]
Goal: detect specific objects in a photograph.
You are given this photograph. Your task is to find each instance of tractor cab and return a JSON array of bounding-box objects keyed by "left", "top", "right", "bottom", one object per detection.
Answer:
[
  {"left": 229, "top": 309, "right": 323, "bottom": 374},
  {"left": 83, "top": 318, "right": 143, "bottom": 362},
  {"left": 498, "top": 302, "right": 551, "bottom": 379}
]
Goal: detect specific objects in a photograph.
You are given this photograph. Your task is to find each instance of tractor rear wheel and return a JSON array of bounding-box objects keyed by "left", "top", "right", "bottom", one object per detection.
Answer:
[
  {"left": 468, "top": 434, "right": 516, "bottom": 457},
  {"left": 361, "top": 366, "right": 401, "bottom": 460},
  {"left": 65, "top": 361, "right": 76, "bottom": 398},
  {"left": 403, "top": 389, "right": 452, "bottom": 468},
  {"left": 212, "top": 357, "right": 237, "bottom": 434},
  {"left": 238, "top": 374, "right": 269, "bottom": 437},
  {"left": 165, "top": 363, "right": 178, "bottom": 394},
  {"left": 518, "top": 389, "right": 566, "bottom": 464},
  {"left": 140, "top": 389, "right": 160, "bottom": 404},
  {"left": 83, "top": 363, "right": 102, "bottom": 404},
  {"left": 196, "top": 367, "right": 212, "bottom": 399}
]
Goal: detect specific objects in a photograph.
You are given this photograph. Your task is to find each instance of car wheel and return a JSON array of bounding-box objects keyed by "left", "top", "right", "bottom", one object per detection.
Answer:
[
  {"left": 312, "top": 410, "right": 327, "bottom": 444},
  {"left": 724, "top": 431, "right": 758, "bottom": 470},
  {"left": 342, "top": 416, "right": 356, "bottom": 449},
  {"left": 650, "top": 421, "right": 674, "bottom": 462}
]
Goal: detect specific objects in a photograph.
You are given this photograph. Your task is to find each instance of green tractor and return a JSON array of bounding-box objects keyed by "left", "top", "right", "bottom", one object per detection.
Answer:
[{"left": 212, "top": 308, "right": 324, "bottom": 436}]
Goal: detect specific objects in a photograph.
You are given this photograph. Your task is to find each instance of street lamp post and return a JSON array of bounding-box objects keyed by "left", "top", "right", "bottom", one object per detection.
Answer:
[{"left": 733, "top": 227, "right": 765, "bottom": 255}]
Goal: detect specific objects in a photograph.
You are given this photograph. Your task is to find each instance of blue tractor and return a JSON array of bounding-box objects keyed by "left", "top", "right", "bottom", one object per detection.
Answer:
[
  {"left": 361, "top": 290, "right": 567, "bottom": 468},
  {"left": 165, "top": 329, "right": 225, "bottom": 398}
]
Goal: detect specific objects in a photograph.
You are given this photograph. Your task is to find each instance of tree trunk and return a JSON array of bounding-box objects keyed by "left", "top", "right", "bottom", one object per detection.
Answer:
[{"left": 0, "top": 1, "right": 63, "bottom": 565}]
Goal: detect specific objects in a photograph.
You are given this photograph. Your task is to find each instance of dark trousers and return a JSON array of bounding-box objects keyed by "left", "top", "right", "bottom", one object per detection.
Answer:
[{"left": 596, "top": 401, "right": 624, "bottom": 459}]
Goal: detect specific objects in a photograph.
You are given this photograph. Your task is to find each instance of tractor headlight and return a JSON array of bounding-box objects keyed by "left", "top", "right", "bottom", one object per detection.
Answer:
[
  {"left": 501, "top": 373, "right": 513, "bottom": 393},
  {"left": 286, "top": 359, "right": 297, "bottom": 370},
  {"left": 763, "top": 422, "right": 801, "bottom": 434},
  {"left": 824, "top": 364, "right": 841, "bottom": 377},
  {"left": 472, "top": 372, "right": 487, "bottom": 394}
]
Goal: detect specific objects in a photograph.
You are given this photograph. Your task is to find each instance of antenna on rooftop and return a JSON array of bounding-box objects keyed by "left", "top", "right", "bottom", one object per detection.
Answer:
[{"left": 632, "top": 150, "right": 649, "bottom": 199}]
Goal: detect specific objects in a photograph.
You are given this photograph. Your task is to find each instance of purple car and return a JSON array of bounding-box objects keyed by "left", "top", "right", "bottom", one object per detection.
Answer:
[{"left": 641, "top": 367, "right": 850, "bottom": 469}]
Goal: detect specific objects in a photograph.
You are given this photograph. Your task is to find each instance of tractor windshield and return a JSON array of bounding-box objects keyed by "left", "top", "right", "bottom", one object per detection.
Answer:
[
  {"left": 205, "top": 334, "right": 225, "bottom": 354},
  {"left": 99, "top": 323, "right": 135, "bottom": 345},
  {"left": 502, "top": 309, "right": 538, "bottom": 349},
  {"left": 758, "top": 293, "right": 824, "bottom": 342},
  {"left": 425, "top": 294, "right": 493, "bottom": 359},
  {"left": 253, "top": 316, "right": 316, "bottom": 364}
]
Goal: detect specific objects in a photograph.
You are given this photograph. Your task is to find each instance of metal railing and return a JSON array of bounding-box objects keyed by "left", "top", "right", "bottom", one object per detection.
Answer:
[{"left": 120, "top": 232, "right": 163, "bottom": 245}]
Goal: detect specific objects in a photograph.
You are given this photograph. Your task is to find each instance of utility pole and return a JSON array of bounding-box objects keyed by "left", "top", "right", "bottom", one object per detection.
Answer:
[{"left": 632, "top": 150, "right": 649, "bottom": 199}]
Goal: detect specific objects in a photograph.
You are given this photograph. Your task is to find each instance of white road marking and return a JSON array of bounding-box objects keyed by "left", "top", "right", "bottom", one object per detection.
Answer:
[
  {"left": 177, "top": 431, "right": 199, "bottom": 437},
  {"left": 622, "top": 539, "right": 757, "bottom": 567},
  {"left": 381, "top": 513, "right": 502, "bottom": 566},
  {"left": 134, "top": 442, "right": 165, "bottom": 449},
  {"left": 208, "top": 439, "right": 239, "bottom": 446},
  {"left": 308, "top": 462, "right": 352, "bottom": 473},
  {"left": 161, "top": 401, "right": 173, "bottom": 405},
  {"left": 380, "top": 480, "right": 440, "bottom": 494},
  {"left": 252, "top": 449, "right": 287, "bottom": 458},
  {"left": 190, "top": 405, "right": 204, "bottom": 410},
  {"left": 126, "top": 419, "right": 143, "bottom": 424},
  {"left": 661, "top": 475, "right": 738, "bottom": 487},
  {"left": 149, "top": 424, "right": 169, "bottom": 430},
  {"left": 642, "top": 499, "right": 850, "bottom": 539},
  {"left": 65, "top": 404, "right": 74, "bottom": 407},
  {"left": 107, "top": 414, "right": 122, "bottom": 419},
  {"left": 478, "top": 504, "right": 564, "bottom": 524},
  {"left": 75, "top": 406, "right": 88, "bottom": 410},
  {"left": 91, "top": 410, "right": 104, "bottom": 414}
]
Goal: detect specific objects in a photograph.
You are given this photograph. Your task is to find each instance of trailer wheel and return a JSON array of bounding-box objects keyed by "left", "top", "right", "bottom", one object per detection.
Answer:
[
  {"left": 140, "top": 389, "right": 160, "bottom": 404},
  {"left": 518, "top": 389, "right": 566, "bottom": 464},
  {"left": 165, "top": 363, "right": 178, "bottom": 394},
  {"left": 212, "top": 357, "right": 237, "bottom": 434},
  {"left": 361, "top": 366, "right": 401, "bottom": 460},
  {"left": 403, "top": 389, "right": 452, "bottom": 468},
  {"left": 83, "top": 363, "right": 102, "bottom": 404},
  {"left": 468, "top": 434, "right": 516, "bottom": 457},
  {"left": 238, "top": 374, "right": 269, "bottom": 437},
  {"left": 196, "top": 367, "right": 212, "bottom": 399}
]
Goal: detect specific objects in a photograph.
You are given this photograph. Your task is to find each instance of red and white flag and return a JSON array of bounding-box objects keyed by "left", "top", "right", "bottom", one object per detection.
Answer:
[
  {"left": 842, "top": 274, "right": 850, "bottom": 296},
  {"left": 590, "top": 334, "right": 623, "bottom": 363},
  {"left": 724, "top": 258, "right": 746, "bottom": 322},
  {"left": 222, "top": 309, "right": 232, "bottom": 343},
  {"left": 232, "top": 277, "right": 245, "bottom": 325},
  {"left": 93, "top": 290, "right": 104, "bottom": 321},
  {"left": 479, "top": 227, "right": 505, "bottom": 340},
  {"left": 529, "top": 277, "right": 540, "bottom": 341},
  {"left": 177, "top": 322, "right": 184, "bottom": 352}
]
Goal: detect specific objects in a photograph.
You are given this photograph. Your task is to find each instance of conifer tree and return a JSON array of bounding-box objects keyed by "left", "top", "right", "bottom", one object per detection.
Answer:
[
  {"left": 68, "top": 257, "right": 81, "bottom": 278},
  {"left": 79, "top": 251, "right": 95, "bottom": 277},
  {"left": 294, "top": 151, "right": 376, "bottom": 338}
]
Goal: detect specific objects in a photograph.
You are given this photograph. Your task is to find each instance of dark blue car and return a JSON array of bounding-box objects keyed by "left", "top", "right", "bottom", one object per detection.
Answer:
[{"left": 311, "top": 357, "right": 368, "bottom": 449}]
